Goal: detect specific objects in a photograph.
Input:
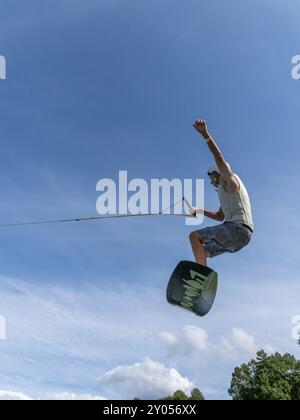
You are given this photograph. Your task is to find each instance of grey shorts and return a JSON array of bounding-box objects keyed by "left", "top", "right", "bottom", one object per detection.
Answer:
[{"left": 194, "top": 222, "right": 253, "bottom": 258}]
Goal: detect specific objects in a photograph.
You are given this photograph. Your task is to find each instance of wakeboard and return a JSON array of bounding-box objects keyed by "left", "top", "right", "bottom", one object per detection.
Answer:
[{"left": 167, "top": 261, "right": 218, "bottom": 317}]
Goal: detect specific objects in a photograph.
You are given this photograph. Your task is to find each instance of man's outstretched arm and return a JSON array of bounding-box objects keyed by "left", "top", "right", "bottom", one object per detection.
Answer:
[{"left": 193, "top": 119, "right": 237, "bottom": 182}]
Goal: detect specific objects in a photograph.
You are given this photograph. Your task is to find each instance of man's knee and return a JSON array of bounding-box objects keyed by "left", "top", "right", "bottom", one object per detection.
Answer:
[{"left": 189, "top": 231, "right": 204, "bottom": 244}]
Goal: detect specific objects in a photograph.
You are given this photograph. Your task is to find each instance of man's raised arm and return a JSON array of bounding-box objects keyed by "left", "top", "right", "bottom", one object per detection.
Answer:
[{"left": 193, "top": 119, "right": 233, "bottom": 179}]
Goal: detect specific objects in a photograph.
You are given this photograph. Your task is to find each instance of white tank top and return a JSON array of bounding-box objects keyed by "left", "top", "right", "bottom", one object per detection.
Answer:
[{"left": 218, "top": 174, "right": 254, "bottom": 231}]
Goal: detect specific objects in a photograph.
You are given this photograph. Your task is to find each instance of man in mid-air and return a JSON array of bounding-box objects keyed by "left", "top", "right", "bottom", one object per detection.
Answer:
[{"left": 189, "top": 119, "right": 254, "bottom": 267}]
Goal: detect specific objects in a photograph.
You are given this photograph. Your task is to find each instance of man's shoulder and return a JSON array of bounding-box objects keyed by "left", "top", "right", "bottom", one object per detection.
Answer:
[{"left": 221, "top": 174, "right": 240, "bottom": 193}]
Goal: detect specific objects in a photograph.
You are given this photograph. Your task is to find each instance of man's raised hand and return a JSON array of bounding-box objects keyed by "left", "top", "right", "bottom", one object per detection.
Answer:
[{"left": 193, "top": 119, "right": 210, "bottom": 139}]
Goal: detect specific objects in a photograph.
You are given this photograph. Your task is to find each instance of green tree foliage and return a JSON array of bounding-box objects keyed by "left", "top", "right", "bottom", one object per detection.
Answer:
[
  {"left": 229, "top": 350, "right": 300, "bottom": 400},
  {"left": 190, "top": 388, "right": 205, "bottom": 400},
  {"left": 161, "top": 388, "right": 205, "bottom": 401}
]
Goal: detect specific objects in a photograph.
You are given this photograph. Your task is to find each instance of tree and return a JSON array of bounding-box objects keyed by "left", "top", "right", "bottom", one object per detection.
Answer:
[
  {"left": 229, "top": 350, "right": 300, "bottom": 400},
  {"left": 161, "top": 390, "right": 189, "bottom": 400},
  {"left": 161, "top": 388, "right": 205, "bottom": 400},
  {"left": 190, "top": 388, "right": 205, "bottom": 400}
]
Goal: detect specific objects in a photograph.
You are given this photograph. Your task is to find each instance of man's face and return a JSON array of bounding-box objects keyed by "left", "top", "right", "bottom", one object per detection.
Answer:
[{"left": 208, "top": 172, "right": 220, "bottom": 188}]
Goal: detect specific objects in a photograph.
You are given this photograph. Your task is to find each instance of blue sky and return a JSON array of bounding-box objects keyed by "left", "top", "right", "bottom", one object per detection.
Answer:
[{"left": 0, "top": 0, "right": 299, "bottom": 400}]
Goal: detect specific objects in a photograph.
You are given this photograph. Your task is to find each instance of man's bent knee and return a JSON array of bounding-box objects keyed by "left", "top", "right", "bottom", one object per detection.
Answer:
[
  {"left": 189, "top": 231, "right": 197, "bottom": 242},
  {"left": 189, "top": 231, "right": 204, "bottom": 244}
]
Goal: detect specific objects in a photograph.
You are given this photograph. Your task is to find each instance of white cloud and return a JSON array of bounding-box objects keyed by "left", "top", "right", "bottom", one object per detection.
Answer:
[
  {"left": 221, "top": 328, "right": 281, "bottom": 360},
  {"left": 0, "top": 268, "right": 296, "bottom": 401},
  {"left": 221, "top": 328, "right": 257, "bottom": 358},
  {"left": 261, "top": 344, "right": 280, "bottom": 355},
  {"left": 0, "top": 390, "right": 33, "bottom": 401},
  {"left": 0, "top": 275, "right": 167, "bottom": 360},
  {"left": 101, "top": 358, "right": 194, "bottom": 400},
  {"left": 159, "top": 325, "right": 208, "bottom": 357},
  {"left": 159, "top": 331, "right": 179, "bottom": 348},
  {"left": 45, "top": 392, "right": 106, "bottom": 401},
  {"left": 231, "top": 328, "right": 257, "bottom": 353},
  {"left": 0, "top": 390, "right": 106, "bottom": 401},
  {"left": 183, "top": 326, "right": 208, "bottom": 352},
  {"left": 0, "top": 274, "right": 198, "bottom": 399}
]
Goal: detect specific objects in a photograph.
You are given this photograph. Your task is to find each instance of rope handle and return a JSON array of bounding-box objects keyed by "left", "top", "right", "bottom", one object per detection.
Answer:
[{"left": 182, "top": 197, "right": 197, "bottom": 218}]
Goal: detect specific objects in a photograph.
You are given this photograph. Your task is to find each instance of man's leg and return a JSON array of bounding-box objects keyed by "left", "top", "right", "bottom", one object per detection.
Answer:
[{"left": 189, "top": 231, "right": 210, "bottom": 266}]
